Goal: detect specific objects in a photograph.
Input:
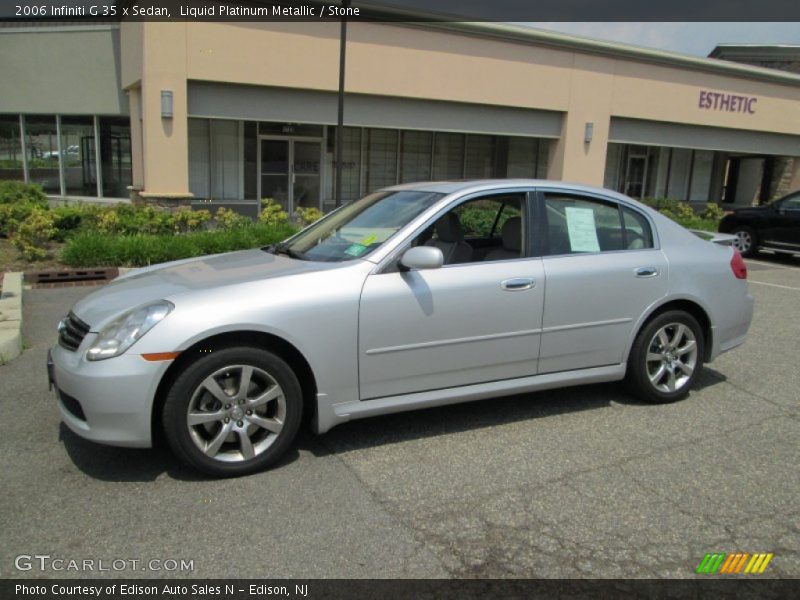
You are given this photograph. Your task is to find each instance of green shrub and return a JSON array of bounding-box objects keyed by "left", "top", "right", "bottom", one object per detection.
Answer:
[
  {"left": 60, "top": 222, "right": 298, "bottom": 267},
  {"left": 214, "top": 207, "right": 252, "bottom": 230},
  {"left": 174, "top": 206, "right": 212, "bottom": 233},
  {"left": 12, "top": 207, "right": 56, "bottom": 260},
  {"left": 0, "top": 202, "right": 36, "bottom": 237},
  {"left": 640, "top": 197, "right": 722, "bottom": 232},
  {"left": 259, "top": 198, "right": 289, "bottom": 227},
  {"left": 295, "top": 206, "right": 323, "bottom": 227},
  {"left": 0, "top": 181, "right": 48, "bottom": 208},
  {"left": 50, "top": 204, "right": 105, "bottom": 241}
]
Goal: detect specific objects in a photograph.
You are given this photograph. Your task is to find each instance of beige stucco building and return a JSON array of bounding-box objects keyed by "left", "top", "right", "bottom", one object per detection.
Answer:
[{"left": 1, "top": 20, "right": 799, "bottom": 217}]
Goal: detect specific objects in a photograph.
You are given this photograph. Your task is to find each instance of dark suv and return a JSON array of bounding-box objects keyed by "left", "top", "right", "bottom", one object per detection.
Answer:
[{"left": 719, "top": 191, "right": 800, "bottom": 257}]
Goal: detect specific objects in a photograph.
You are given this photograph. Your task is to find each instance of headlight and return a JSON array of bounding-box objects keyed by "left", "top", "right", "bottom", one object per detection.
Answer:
[{"left": 86, "top": 301, "right": 173, "bottom": 361}]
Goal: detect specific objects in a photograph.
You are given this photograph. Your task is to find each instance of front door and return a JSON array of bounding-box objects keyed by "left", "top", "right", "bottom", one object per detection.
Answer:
[
  {"left": 771, "top": 193, "right": 800, "bottom": 250},
  {"left": 358, "top": 192, "right": 545, "bottom": 400},
  {"left": 259, "top": 138, "right": 322, "bottom": 213}
]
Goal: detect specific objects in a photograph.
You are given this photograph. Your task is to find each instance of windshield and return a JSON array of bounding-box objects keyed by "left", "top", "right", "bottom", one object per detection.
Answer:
[{"left": 271, "top": 190, "right": 444, "bottom": 262}]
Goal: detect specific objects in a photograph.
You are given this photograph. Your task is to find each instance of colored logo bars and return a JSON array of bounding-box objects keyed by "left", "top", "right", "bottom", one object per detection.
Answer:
[{"left": 696, "top": 552, "right": 774, "bottom": 574}]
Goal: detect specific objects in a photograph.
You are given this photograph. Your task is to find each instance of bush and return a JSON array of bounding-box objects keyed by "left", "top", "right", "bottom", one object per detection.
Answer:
[
  {"left": 214, "top": 207, "right": 252, "bottom": 230},
  {"left": 0, "top": 181, "right": 48, "bottom": 208},
  {"left": 60, "top": 222, "right": 298, "bottom": 267},
  {"left": 0, "top": 202, "right": 37, "bottom": 237},
  {"left": 295, "top": 206, "right": 323, "bottom": 227},
  {"left": 640, "top": 197, "right": 723, "bottom": 232},
  {"left": 12, "top": 207, "right": 56, "bottom": 260},
  {"left": 174, "top": 206, "right": 212, "bottom": 233},
  {"left": 50, "top": 204, "right": 104, "bottom": 241},
  {"left": 258, "top": 198, "right": 288, "bottom": 227}
]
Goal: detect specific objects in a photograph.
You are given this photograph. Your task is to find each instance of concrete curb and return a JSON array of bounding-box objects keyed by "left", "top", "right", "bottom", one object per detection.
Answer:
[{"left": 0, "top": 272, "right": 24, "bottom": 364}]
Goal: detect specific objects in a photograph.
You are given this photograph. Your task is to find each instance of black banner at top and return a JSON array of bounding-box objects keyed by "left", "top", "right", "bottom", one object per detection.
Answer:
[{"left": 2, "top": 0, "right": 800, "bottom": 22}]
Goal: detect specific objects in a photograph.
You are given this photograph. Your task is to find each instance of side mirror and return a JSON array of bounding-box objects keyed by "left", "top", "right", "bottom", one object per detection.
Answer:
[{"left": 400, "top": 246, "right": 444, "bottom": 271}]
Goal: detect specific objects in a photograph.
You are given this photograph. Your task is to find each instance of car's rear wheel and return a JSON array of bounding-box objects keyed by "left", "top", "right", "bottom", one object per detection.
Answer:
[
  {"left": 626, "top": 310, "right": 704, "bottom": 404},
  {"left": 731, "top": 226, "right": 757, "bottom": 257},
  {"left": 162, "top": 346, "right": 302, "bottom": 477}
]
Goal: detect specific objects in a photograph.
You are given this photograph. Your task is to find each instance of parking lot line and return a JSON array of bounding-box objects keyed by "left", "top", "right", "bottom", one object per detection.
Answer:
[
  {"left": 746, "top": 258, "right": 800, "bottom": 271},
  {"left": 748, "top": 279, "right": 800, "bottom": 291}
]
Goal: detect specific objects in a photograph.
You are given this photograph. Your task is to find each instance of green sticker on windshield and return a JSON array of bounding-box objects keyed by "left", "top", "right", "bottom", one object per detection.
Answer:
[
  {"left": 344, "top": 244, "right": 367, "bottom": 257},
  {"left": 360, "top": 234, "right": 378, "bottom": 246}
]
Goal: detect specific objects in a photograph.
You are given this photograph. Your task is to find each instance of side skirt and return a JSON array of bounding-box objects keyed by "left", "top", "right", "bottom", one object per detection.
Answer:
[{"left": 314, "top": 363, "right": 626, "bottom": 433}]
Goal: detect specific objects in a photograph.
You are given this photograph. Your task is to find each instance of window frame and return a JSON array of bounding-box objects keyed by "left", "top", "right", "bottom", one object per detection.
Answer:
[
  {"left": 533, "top": 188, "right": 659, "bottom": 258},
  {"left": 375, "top": 188, "right": 540, "bottom": 274}
]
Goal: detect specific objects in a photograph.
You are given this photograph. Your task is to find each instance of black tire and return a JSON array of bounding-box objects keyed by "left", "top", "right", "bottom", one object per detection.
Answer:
[
  {"left": 162, "top": 346, "right": 303, "bottom": 477},
  {"left": 731, "top": 225, "right": 758, "bottom": 258},
  {"left": 626, "top": 310, "right": 705, "bottom": 404}
]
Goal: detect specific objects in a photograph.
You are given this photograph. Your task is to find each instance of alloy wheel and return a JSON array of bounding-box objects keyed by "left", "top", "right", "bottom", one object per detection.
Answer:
[
  {"left": 733, "top": 230, "right": 752, "bottom": 254},
  {"left": 645, "top": 322, "right": 698, "bottom": 393},
  {"left": 186, "top": 364, "right": 286, "bottom": 462}
]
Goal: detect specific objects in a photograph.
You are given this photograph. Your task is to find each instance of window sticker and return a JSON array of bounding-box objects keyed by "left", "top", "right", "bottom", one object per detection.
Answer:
[
  {"left": 344, "top": 244, "right": 368, "bottom": 257},
  {"left": 360, "top": 234, "right": 378, "bottom": 246},
  {"left": 564, "top": 207, "right": 600, "bottom": 252}
]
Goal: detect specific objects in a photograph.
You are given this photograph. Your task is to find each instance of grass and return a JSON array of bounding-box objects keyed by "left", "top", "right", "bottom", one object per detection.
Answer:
[{"left": 60, "top": 223, "right": 298, "bottom": 267}]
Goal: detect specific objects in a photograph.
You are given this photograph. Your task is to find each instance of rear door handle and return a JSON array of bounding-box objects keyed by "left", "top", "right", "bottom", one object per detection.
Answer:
[
  {"left": 635, "top": 267, "right": 659, "bottom": 278},
  {"left": 501, "top": 277, "right": 535, "bottom": 291}
]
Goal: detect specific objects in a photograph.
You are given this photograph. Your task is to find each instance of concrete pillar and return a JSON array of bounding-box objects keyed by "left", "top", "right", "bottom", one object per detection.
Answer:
[
  {"left": 139, "top": 23, "right": 192, "bottom": 207},
  {"left": 128, "top": 87, "right": 144, "bottom": 193},
  {"left": 547, "top": 54, "right": 613, "bottom": 187}
]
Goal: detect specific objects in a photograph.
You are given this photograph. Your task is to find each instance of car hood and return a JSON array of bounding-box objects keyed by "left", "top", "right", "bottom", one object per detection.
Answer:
[{"left": 71, "top": 249, "right": 339, "bottom": 329}]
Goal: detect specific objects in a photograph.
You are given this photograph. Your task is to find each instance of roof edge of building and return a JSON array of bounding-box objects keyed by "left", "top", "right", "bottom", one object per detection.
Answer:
[
  {"left": 346, "top": 2, "right": 800, "bottom": 88},
  {"left": 425, "top": 22, "right": 800, "bottom": 87}
]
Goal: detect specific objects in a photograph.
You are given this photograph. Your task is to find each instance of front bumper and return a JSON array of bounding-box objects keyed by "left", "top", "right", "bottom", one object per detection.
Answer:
[{"left": 48, "top": 341, "right": 169, "bottom": 448}]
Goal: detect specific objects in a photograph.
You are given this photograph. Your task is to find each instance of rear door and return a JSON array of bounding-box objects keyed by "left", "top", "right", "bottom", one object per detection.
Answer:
[{"left": 536, "top": 189, "right": 668, "bottom": 374}]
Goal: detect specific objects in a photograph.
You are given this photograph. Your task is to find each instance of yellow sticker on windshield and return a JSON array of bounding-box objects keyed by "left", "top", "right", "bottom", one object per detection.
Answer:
[{"left": 360, "top": 234, "right": 378, "bottom": 246}]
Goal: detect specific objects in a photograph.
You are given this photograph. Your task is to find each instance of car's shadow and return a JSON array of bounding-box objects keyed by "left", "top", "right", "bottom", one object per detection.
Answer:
[
  {"left": 749, "top": 251, "right": 800, "bottom": 267},
  {"left": 61, "top": 367, "right": 728, "bottom": 482}
]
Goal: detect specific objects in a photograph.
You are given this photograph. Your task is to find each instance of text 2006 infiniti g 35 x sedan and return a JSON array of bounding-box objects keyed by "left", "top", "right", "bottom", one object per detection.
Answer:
[{"left": 48, "top": 181, "right": 754, "bottom": 476}]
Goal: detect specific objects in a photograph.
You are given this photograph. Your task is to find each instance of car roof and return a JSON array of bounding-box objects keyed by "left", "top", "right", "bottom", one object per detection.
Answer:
[{"left": 384, "top": 179, "right": 630, "bottom": 200}]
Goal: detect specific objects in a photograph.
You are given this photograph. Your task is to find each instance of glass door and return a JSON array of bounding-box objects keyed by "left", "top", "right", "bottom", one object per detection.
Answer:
[
  {"left": 260, "top": 139, "right": 290, "bottom": 211},
  {"left": 259, "top": 137, "right": 322, "bottom": 213},
  {"left": 292, "top": 140, "right": 321, "bottom": 210},
  {"left": 624, "top": 154, "right": 648, "bottom": 198}
]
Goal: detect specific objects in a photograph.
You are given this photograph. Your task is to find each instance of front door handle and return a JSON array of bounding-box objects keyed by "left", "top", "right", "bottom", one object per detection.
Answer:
[
  {"left": 501, "top": 277, "right": 535, "bottom": 291},
  {"left": 635, "top": 267, "right": 659, "bottom": 278}
]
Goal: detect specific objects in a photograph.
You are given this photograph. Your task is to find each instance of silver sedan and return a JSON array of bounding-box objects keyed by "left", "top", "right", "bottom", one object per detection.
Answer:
[{"left": 49, "top": 181, "right": 754, "bottom": 476}]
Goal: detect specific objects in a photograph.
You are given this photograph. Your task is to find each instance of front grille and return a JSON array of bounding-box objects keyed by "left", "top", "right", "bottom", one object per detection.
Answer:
[
  {"left": 59, "top": 391, "right": 86, "bottom": 421},
  {"left": 58, "top": 312, "right": 90, "bottom": 352}
]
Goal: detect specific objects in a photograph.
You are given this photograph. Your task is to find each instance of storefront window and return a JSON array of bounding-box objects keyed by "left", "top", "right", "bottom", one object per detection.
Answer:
[
  {"left": 188, "top": 119, "right": 211, "bottom": 199},
  {"left": 399, "top": 130, "right": 432, "bottom": 183},
  {"left": 689, "top": 150, "right": 714, "bottom": 202},
  {"left": 99, "top": 117, "right": 132, "bottom": 198},
  {"left": 364, "top": 128, "right": 398, "bottom": 192},
  {"left": 508, "top": 137, "right": 539, "bottom": 179},
  {"left": 25, "top": 115, "right": 60, "bottom": 194},
  {"left": 433, "top": 132, "right": 464, "bottom": 180},
  {"left": 0, "top": 115, "right": 24, "bottom": 182},
  {"left": 464, "top": 135, "right": 494, "bottom": 179},
  {"left": 60, "top": 116, "right": 96, "bottom": 196}
]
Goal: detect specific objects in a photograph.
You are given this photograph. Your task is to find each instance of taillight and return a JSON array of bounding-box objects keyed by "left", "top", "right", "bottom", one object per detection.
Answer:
[{"left": 730, "top": 249, "right": 747, "bottom": 279}]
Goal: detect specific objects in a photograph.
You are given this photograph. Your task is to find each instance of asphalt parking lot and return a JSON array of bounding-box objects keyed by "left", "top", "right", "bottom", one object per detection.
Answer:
[{"left": 1, "top": 255, "right": 798, "bottom": 579}]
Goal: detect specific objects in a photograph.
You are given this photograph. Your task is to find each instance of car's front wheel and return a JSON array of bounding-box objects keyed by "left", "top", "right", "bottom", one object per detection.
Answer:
[
  {"left": 731, "top": 226, "right": 757, "bottom": 257},
  {"left": 626, "top": 310, "right": 704, "bottom": 404},
  {"left": 162, "top": 346, "right": 303, "bottom": 477}
]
